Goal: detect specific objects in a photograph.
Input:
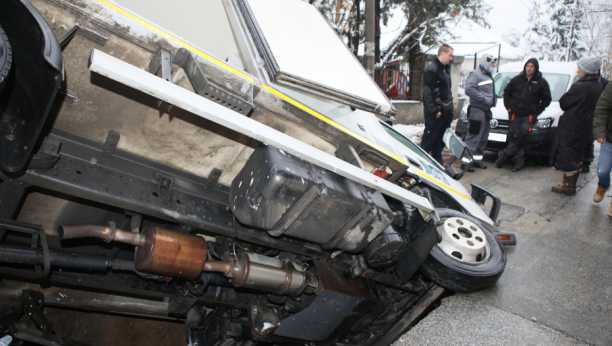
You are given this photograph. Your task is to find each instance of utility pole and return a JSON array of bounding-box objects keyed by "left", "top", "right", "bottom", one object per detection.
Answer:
[
  {"left": 375, "top": 0, "right": 380, "bottom": 64},
  {"left": 335, "top": 0, "right": 342, "bottom": 25},
  {"left": 566, "top": 0, "right": 579, "bottom": 61},
  {"left": 364, "top": 0, "right": 375, "bottom": 78},
  {"left": 352, "top": 0, "right": 361, "bottom": 56}
]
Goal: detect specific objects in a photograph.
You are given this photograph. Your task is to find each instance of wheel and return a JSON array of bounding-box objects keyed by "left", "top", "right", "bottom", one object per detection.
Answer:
[
  {"left": 419, "top": 208, "right": 506, "bottom": 293},
  {"left": 0, "top": 23, "right": 12, "bottom": 93}
]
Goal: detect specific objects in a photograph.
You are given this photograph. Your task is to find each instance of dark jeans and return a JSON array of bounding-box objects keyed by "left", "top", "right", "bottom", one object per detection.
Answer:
[
  {"left": 420, "top": 107, "right": 453, "bottom": 165},
  {"left": 501, "top": 115, "right": 533, "bottom": 163}
]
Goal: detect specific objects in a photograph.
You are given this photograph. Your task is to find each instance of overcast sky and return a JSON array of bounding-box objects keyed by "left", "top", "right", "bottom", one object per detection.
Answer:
[{"left": 486, "top": 0, "right": 531, "bottom": 38}]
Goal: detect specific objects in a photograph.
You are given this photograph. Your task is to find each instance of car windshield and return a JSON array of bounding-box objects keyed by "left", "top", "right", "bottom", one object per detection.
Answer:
[
  {"left": 379, "top": 121, "right": 442, "bottom": 169},
  {"left": 494, "top": 72, "right": 570, "bottom": 101}
]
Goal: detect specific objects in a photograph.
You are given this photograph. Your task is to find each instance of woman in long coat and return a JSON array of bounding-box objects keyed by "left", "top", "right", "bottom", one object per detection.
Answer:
[{"left": 551, "top": 56, "right": 603, "bottom": 195}]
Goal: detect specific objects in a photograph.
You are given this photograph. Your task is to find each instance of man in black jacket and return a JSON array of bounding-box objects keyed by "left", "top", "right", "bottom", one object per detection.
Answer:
[
  {"left": 496, "top": 58, "right": 552, "bottom": 172},
  {"left": 420, "top": 44, "right": 454, "bottom": 166}
]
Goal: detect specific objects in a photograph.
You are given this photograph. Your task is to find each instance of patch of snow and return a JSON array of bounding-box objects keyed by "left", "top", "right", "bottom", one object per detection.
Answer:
[
  {"left": 393, "top": 119, "right": 458, "bottom": 144},
  {"left": 394, "top": 123, "right": 425, "bottom": 144}
]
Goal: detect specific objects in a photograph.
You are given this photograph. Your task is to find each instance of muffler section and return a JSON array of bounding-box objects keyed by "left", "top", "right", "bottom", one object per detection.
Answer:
[
  {"left": 60, "top": 224, "right": 207, "bottom": 278},
  {"left": 59, "top": 224, "right": 317, "bottom": 295},
  {"left": 134, "top": 226, "right": 208, "bottom": 278},
  {"left": 231, "top": 253, "right": 314, "bottom": 296}
]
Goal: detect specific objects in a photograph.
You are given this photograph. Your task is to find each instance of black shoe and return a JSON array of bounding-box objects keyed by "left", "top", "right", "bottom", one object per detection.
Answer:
[
  {"left": 474, "top": 162, "right": 487, "bottom": 169},
  {"left": 511, "top": 160, "right": 524, "bottom": 172},
  {"left": 582, "top": 162, "right": 591, "bottom": 173},
  {"left": 461, "top": 164, "right": 475, "bottom": 172},
  {"left": 495, "top": 151, "right": 508, "bottom": 168}
]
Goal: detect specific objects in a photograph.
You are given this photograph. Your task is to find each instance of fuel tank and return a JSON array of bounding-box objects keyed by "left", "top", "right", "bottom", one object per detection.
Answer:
[{"left": 230, "top": 144, "right": 393, "bottom": 252}]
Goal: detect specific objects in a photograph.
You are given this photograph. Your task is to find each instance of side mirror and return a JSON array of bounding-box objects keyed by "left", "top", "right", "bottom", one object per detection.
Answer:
[
  {"left": 442, "top": 128, "right": 474, "bottom": 180},
  {"left": 443, "top": 128, "right": 471, "bottom": 160}
]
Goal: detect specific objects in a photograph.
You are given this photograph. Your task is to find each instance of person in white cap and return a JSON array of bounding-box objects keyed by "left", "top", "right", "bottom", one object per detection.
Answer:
[
  {"left": 551, "top": 55, "right": 604, "bottom": 195},
  {"left": 462, "top": 54, "right": 497, "bottom": 172}
]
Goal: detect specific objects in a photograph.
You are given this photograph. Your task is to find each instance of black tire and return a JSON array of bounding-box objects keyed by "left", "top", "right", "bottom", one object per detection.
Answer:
[
  {"left": 0, "top": 23, "right": 12, "bottom": 94},
  {"left": 419, "top": 208, "right": 506, "bottom": 293}
]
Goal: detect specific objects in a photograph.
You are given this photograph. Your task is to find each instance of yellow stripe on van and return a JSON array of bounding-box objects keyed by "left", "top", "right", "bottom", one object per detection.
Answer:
[
  {"left": 93, "top": 0, "right": 254, "bottom": 83},
  {"left": 414, "top": 170, "right": 470, "bottom": 200},
  {"left": 261, "top": 85, "right": 408, "bottom": 166}
]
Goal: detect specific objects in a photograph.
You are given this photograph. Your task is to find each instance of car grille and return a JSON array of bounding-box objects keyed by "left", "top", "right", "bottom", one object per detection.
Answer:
[{"left": 496, "top": 120, "right": 509, "bottom": 129}]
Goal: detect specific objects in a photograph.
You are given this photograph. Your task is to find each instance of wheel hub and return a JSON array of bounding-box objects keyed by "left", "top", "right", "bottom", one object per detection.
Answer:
[{"left": 438, "top": 217, "right": 490, "bottom": 263}]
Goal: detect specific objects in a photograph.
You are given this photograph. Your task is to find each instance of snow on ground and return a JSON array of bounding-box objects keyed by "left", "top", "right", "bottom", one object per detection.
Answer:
[
  {"left": 394, "top": 123, "right": 425, "bottom": 144},
  {"left": 393, "top": 119, "right": 458, "bottom": 144}
]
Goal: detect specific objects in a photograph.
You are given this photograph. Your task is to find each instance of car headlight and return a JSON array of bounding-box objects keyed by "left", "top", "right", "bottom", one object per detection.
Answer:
[
  {"left": 534, "top": 117, "right": 553, "bottom": 129},
  {"left": 459, "top": 109, "right": 468, "bottom": 122}
]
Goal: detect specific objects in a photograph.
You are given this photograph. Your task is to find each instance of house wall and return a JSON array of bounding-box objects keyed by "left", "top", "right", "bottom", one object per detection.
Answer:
[{"left": 391, "top": 99, "right": 465, "bottom": 125}]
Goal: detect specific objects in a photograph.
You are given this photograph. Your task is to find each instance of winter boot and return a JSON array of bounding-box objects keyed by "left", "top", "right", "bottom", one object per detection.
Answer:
[
  {"left": 511, "top": 159, "right": 524, "bottom": 172},
  {"left": 474, "top": 162, "right": 487, "bottom": 169},
  {"left": 551, "top": 170, "right": 580, "bottom": 196},
  {"left": 461, "top": 164, "right": 474, "bottom": 172},
  {"left": 495, "top": 151, "right": 508, "bottom": 168},
  {"left": 593, "top": 184, "right": 610, "bottom": 203}
]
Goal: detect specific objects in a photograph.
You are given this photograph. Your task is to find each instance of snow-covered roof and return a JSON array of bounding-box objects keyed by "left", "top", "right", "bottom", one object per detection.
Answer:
[
  {"left": 430, "top": 16, "right": 521, "bottom": 60},
  {"left": 380, "top": 7, "right": 409, "bottom": 53}
]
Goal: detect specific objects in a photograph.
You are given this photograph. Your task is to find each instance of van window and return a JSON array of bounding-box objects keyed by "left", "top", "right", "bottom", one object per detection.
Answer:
[
  {"left": 493, "top": 73, "right": 570, "bottom": 101},
  {"left": 542, "top": 74, "right": 571, "bottom": 101},
  {"left": 379, "top": 121, "right": 441, "bottom": 169},
  {"left": 494, "top": 72, "right": 519, "bottom": 98}
]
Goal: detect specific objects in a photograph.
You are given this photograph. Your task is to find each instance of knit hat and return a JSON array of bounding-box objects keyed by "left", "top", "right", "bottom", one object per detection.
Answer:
[{"left": 577, "top": 56, "right": 603, "bottom": 75}]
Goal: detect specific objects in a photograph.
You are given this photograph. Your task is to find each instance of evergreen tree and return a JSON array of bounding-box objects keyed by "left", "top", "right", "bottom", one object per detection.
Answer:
[
  {"left": 523, "top": 0, "right": 554, "bottom": 60},
  {"left": 502, "top": 29, "right": 522, "bottom": 48},
  {"left": 523, "top": 0, "right": 586, "bottom": 61}
]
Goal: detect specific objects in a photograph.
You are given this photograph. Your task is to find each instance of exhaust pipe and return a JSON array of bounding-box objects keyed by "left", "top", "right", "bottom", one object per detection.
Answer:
[
  {"left": 59, "top": 223, "right": 317, "bottom": 295},
  {"left": 59, "top": 224, "right": 146, "bottom": 246}
]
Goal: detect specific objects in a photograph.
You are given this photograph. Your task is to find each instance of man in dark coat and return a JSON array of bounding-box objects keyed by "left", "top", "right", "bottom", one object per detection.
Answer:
[
  {"left": 551, "top": 56, "right": 604, "bottom": 195},
  {"left": 420, "top": 44, "right": 454, "bottom": 166},
  {"left": 495, "top": 58, "right": 552, "bottom": 172}
]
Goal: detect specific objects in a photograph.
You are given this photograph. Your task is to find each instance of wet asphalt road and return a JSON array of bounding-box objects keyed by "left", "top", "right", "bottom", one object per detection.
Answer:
[{"left": 396, "top": 146, "right": 612, "bottom": 346}]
